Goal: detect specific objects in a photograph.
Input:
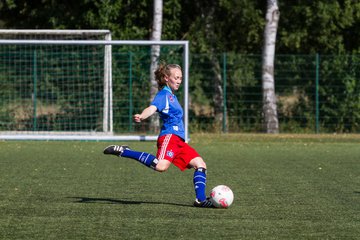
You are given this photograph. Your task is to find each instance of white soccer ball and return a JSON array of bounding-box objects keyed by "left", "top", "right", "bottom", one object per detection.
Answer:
[{"left": 210, "top": 185, "right": 234, "bottom": 208}]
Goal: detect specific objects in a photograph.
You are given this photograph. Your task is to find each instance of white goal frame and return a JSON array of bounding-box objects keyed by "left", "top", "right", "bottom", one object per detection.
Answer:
[{"left": 0, "top": 39, "right": 190, "bottom": 142}]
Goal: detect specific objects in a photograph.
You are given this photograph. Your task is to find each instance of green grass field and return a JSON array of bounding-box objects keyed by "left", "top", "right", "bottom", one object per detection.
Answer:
[{"left": 0, "top": 134, "right": 359, "bottom": 239}]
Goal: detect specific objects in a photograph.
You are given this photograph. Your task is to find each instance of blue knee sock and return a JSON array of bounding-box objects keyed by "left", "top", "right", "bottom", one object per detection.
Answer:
[
  {"left": 193, "top": 168, "right": 207, "bottom": 201},
  {"left": 121, "top": 149, "right": 158, "bottom": 169}
]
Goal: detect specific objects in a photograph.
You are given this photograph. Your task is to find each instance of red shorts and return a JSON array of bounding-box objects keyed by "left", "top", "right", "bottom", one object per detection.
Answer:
[{"left": 156, "top": 134, "right": 200, "bottom": 171}]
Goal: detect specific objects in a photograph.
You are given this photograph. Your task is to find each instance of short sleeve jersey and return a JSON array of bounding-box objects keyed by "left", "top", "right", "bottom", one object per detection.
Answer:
[{"left": 151, "top": 86, "right": 185, "bottom": 140}]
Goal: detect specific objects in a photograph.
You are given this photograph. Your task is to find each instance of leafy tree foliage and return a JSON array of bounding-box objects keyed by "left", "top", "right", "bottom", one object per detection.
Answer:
[
  {"left": 1, "top": 0, "right": 359, "bottom": 53},
  {"left": 278, "top": 0, "right": 360, "bottom": 54},
  {"left": 0, "top": 0, "right": 359, "bottom": 133}
]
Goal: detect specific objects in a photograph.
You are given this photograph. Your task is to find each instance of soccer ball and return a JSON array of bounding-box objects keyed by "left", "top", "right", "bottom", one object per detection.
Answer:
[{"left": 210, "top": 185, "right": 234, "bottom": 208}]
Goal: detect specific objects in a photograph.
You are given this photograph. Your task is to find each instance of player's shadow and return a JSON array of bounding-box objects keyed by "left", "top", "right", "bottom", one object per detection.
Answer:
[{"left": 69, "top": 197, "right": 191, "bottom": 207}]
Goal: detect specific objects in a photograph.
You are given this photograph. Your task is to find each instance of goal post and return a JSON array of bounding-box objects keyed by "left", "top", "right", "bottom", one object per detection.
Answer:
[
  {"left": 0, "top": 29, "right": 113, "bottom": 136},
  {"left": 0, "top": 37, "right": 189, "bottom": 142}
]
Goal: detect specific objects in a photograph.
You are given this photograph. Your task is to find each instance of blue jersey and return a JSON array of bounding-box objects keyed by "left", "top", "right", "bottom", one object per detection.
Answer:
[{"left": 151, "top": 86, "right": 185, "bottom": 140}]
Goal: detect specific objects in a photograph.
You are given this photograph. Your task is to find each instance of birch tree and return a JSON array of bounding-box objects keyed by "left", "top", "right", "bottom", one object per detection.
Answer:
[
  {"left": 149, "top": 0, "right": 163, "bottom": 131},
  {"left": 262, "top": 0, "right": 279, "bottom": 133}
]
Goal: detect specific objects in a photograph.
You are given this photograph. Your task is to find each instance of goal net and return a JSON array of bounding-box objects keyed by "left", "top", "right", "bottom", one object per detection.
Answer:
[{"left": 0, "top": 31, "right": 189, "bottom": 141}]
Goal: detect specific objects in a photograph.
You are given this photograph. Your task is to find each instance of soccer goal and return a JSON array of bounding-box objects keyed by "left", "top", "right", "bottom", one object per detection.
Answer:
[{"left": 0, "top": 30, "right": 189, "bottom": 141}]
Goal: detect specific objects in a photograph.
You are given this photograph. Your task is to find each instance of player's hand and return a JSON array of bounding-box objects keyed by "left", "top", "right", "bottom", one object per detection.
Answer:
[
  {"left": 133, "top": 114, "right": 142, "bottom": 123},
  {"left": 133, "top": 106, "right": 156, "bottom": 123}
]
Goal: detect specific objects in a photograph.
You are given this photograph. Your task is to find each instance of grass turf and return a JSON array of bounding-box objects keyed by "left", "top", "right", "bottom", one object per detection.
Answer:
[{"left": 0, "top": 134, "right": 359, "bottom": 239}]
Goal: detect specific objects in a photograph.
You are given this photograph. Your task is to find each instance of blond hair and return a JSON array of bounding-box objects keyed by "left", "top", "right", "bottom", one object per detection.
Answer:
[{"left": 154, "top": 62, "right": 182, "bottom": 90}]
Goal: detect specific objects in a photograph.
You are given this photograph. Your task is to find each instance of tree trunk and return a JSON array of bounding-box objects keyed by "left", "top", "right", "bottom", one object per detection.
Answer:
[
  {"left": 262, "top": 0, "right": 280, "bottom": 133},
  {"left": 203, "top": 4, "right": 224, "bottom": 129},
  {"left": 149, "top": 0, "right": 163, "bottom": 132},
  {"left": 210, "top": 56, "right": 224, "bottom": 127}
]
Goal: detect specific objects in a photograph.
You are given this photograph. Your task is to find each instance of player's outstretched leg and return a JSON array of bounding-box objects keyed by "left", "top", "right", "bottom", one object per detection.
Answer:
[{"left": 103, "top": 145, "right": 159, "bottom": 170}]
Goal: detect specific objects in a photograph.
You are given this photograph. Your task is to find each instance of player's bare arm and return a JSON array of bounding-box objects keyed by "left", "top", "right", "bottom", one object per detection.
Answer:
[{"left": 133, "top": 105, "right": 157, "bottom": 122}]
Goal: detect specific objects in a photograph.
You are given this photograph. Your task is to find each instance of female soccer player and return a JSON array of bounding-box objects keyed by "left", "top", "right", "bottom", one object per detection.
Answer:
[{"left": 103, "top": 62, "right": 213, "bottom": 208}]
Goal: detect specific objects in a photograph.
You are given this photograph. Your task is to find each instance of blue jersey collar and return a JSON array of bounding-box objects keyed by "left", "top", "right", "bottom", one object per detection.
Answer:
[{"left": 163, "top": 86, "right": 173, "bottom": 94}]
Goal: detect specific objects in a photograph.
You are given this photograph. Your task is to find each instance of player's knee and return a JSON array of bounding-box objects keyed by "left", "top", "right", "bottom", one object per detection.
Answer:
[
  {"left": 196, "top": 162, "right": 207, "bottom": 170},
  {"left": 155, "top": 160, "right": 171, "bottom": 172},
  {"left": 190, "top": 157, "right": 207, "bottom": 169},
  {"left": 155, "top": 165, "right": 168, "bottom": 172}
]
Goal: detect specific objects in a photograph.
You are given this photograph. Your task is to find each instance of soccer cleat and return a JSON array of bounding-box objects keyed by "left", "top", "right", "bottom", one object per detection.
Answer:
[
  {"left": 193, "top": 198, "right": 215, "bottom": 208},
  {"left": 103, "top": 145, "right": 130, "bottom": 156}
]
